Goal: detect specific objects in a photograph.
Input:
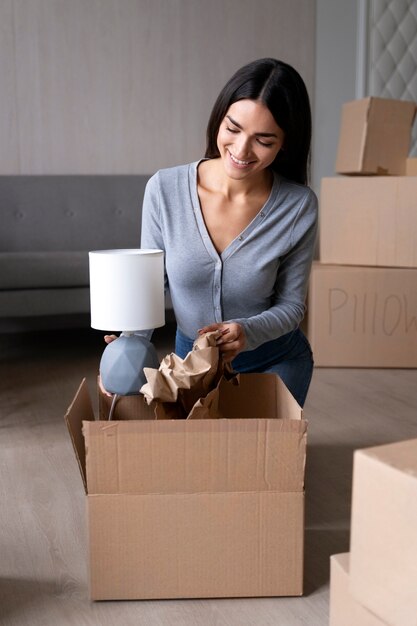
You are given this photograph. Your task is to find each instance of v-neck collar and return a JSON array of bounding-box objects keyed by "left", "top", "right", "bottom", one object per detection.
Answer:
[{"left": 188, "top": 160, "right": 280, "bottom": 263}]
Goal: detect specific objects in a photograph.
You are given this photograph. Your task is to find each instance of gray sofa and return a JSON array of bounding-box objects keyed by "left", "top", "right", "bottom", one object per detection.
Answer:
[{"left": 0, "top": 175, "right": 154, "bottom": 331}]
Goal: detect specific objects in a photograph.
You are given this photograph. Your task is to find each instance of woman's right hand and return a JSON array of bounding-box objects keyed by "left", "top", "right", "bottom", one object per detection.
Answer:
[{"left": 98, "top": 334, "right": 118, "bottom": 396}]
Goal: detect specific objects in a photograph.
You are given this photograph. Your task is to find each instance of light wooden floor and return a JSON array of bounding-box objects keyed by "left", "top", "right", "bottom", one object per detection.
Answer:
[{"left": 1, "top": 324, "right": 416, "bottom": 626}]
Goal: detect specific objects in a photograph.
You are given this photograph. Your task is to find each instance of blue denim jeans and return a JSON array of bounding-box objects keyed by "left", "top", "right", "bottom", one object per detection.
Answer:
[{"left": 175, "top": 327, "right": 314, "bottom": 407}]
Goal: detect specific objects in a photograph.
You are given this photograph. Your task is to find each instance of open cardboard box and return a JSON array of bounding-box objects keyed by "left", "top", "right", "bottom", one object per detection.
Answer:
[{"left": 65, "top": 372, "right": 307, "bottom": 601}]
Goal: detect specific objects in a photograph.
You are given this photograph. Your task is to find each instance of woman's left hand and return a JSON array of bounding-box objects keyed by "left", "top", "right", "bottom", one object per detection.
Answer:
[{"left": 198, "top": 322, "right": 246, "bottom": 363}]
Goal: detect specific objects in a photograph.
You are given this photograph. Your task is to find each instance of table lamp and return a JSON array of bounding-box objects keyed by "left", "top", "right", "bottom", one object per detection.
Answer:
[{"left": 89, "top": 249, "right": 165, "bottom": 395}]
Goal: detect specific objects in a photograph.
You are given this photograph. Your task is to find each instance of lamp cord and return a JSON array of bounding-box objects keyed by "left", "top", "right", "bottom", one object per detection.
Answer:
[{"left": 108, "top": 394, "right": 120, "bottom": 421}]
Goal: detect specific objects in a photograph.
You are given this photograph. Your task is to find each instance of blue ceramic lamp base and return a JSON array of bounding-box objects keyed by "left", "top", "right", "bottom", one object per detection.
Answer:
[{"left": 100, "top": 333, "right": 160, "bottom": 396}]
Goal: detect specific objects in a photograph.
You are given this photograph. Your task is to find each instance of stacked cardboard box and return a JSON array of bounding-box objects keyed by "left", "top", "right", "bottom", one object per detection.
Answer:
[
  {"left": 308, "top": 96, "right": 417, "bottom": 366},
  {"left": 329, "top": 438, "right": 417, "bottom": 625}
]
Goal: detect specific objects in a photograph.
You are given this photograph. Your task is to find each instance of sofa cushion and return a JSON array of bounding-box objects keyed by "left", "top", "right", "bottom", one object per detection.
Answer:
[
  {"left": 0, "top": 287, "right": 90, "bottom": 317},
  {"left": 0, "top": 175, "right": 148, "bottom": 252},
  {"left": 0, "top": 251, "right": 89, "bottom": 289}
]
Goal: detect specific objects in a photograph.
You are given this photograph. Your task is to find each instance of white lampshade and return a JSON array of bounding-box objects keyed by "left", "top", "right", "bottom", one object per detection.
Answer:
[{"left": 89, "top": 249, "right": 165, "bottom": 331}]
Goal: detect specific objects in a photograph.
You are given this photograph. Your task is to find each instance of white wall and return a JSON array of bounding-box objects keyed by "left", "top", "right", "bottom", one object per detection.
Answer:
[
  {"left": 0, "top": 0, "right": 315, "bottom": 175},
  {"left": 312, "top": 0, "right": 359, "bottom": 194}
]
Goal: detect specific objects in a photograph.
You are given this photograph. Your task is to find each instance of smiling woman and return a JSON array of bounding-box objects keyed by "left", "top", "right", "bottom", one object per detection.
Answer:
[
  {"left": 114, "top": 58, "right": 318, "bottom": 407},
  {"left": 204, "top": 58, "right": 312, "bottom": 185},
  {"left": 216, "top": 99, "right": 285, "bottom": 177}
]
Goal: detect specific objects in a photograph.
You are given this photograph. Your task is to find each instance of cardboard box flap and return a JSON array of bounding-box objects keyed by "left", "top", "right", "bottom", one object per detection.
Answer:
[
  {"left": 364, "top": 98, "right": 417, "bottom": 175},
  {"left": 367, "top": 97, "right": 416, "bottom": 128},
  {"left": 84, "top": 416, "right": 307, "bottom": 496},
  {"left": 218, "top": 373, "right": 303, "bottom": 420},
  {"left": 336, "top": 98, "right": 370, "bottom": 172},
  {"left": 359, "top": 437, "right": 417, "bottom": 477},
  {"left": 64, "top": 378, "right": 95, "bottom": 493}
]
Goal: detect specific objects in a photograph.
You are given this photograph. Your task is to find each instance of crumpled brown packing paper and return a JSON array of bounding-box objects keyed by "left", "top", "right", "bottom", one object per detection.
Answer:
[{"left": 140, "top": 331, "right": 234, "bottom": 419}]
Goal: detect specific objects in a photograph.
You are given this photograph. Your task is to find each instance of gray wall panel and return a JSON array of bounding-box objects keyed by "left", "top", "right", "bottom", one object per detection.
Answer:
[{"left": 1, "top": 0, "right": 315, "bottom": 175}]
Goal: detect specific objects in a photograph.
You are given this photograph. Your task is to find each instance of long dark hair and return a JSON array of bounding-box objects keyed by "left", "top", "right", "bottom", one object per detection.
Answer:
[{"left": 205, "top": 58, "right": 312, "bottom": 185}]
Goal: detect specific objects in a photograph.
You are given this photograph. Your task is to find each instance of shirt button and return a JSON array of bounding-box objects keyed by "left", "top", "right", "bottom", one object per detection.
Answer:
[
  {"left": 238, "top": 236, "right": 243, "bottom": 241},
  {"left": 260, "top": 212, "right": 265, "bottom": 217}
]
